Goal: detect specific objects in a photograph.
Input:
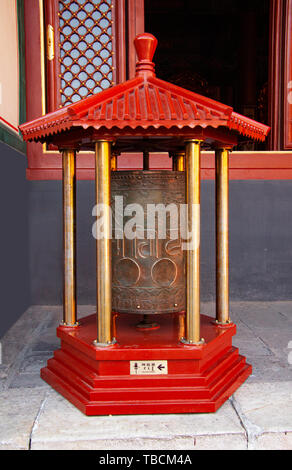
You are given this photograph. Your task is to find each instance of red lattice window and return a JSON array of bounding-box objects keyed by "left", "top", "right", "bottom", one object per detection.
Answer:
[
  {"left": 59, "top": 0, "right": 114, "bottom": 105},
  {"left": 44, "top": 0, "right": 126, "bottom": 112}
]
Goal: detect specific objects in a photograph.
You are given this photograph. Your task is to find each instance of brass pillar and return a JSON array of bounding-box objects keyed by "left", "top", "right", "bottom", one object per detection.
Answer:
[
  {"left": 62, "top": 149, "right": 78, "bottom": 327},
  {"left": 216, "top": 148, "right": 230, "bottom": 324},
  {"left": 111, "top": 155, "right": 117, "bottom": 171},
  {"left": 173, "top": 152, "right": 185, "bottom": 172},
  {"left": 94, "top": 140, "right": 115, "bottom": 346},
  {"left": 184, "top": 140, "right": 204, "bottom": 345}
]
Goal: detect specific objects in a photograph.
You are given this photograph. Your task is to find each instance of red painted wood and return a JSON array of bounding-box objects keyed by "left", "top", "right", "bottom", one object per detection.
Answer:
[
  {"left": 24, "top": 0, "right": 128, "bottom": 178},
  {"left": 24, "top": 0, "right": 63, "bottom": 172},
  {"left": 26, "top": 151, "right": 292, "bottom": 181},
  {"left": 24, "top": 0, "right": 42, "bottom": 123},
  {"left": 20, "top": 34, "right": 269, "bottom": 144},
  {"left": 41, "top": 313, "right": 252, "bottom": 416},
  {"left": 269, "top": 0, "right": 285, "bottom": 150},
  {"left": 44, "top": 0, "right": 58, "bottom": 112},
  {"left": 56, "top": 314, "right": 236, "bottom": 361},
  {"left": 128, "top": 0, "right": 145, "bottom": 79},
  {"left": 114, "top": 0, "right": 127, "bottom": 84},
  {"left": 23, "top": 5, "right": 291, "bottom": 179},
  {"left": 202, "top": 169, "right": 292, "bottom": 180}
]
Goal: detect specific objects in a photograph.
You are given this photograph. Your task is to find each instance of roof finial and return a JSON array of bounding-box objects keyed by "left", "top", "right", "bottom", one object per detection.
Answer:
[{"left": 134, "top": 33, "right": 158, "bottom": 78}]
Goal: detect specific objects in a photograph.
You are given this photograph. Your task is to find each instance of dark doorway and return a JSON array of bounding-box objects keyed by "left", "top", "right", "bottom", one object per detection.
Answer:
[{"left": 145, "top": 0, "right": 270, "bottom": 147}]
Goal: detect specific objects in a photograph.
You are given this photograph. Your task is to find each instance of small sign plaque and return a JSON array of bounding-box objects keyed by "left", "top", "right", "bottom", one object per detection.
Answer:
[{"left": 130, "top": 360, "right": 168, "bottom": 376}]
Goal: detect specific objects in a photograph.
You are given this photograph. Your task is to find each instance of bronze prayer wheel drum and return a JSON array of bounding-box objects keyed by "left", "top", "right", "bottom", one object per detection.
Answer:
[{"left": 111, "top": 171, "right": 186, "bottom": 315}]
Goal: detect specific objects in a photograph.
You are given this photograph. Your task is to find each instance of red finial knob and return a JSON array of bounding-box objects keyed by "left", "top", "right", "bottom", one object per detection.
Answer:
[{"left": 134, "top": 33, "right": 158, "bottom": 77}]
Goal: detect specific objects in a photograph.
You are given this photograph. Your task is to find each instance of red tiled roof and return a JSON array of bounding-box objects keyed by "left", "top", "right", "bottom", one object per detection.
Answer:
[{"left": 19, "top": 33, "right": 270, "bottom": 143}]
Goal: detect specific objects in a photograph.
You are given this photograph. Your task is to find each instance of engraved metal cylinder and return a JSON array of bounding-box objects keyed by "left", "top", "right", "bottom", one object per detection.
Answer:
[
  {"left": 62, "top": 149, "right": 77, "bottom": 327},
  {"left": 95, "top": 141, "right": 113, "bottom": 345},
  {"left": 111, "top": 171, "right": 186, "bottom": 315},
  {"left": 185, "top": 141, "right": 202, "bottom": 344},
  {"left": 216, "top": 148, "right": 230, "bottom": 324}
]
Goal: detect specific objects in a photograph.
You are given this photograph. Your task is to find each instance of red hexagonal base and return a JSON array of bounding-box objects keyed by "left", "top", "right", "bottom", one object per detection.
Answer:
[{"left": 41, "top": 313, "right": 251, "bottom": 416}]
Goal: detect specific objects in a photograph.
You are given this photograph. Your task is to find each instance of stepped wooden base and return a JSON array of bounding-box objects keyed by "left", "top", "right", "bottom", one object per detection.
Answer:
[{"left": 41, "top": 313, "right": 252, "bottom": 416}]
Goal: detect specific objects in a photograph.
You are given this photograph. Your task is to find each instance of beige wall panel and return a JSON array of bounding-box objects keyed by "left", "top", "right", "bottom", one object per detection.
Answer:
[{"left": 0, "top": 0, "right": 19, "bottom": 131}]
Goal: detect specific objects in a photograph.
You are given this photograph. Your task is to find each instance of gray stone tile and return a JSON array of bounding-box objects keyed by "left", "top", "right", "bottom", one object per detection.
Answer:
[
  {"left": 233, "top": 320, "right": 273, "bottom": 357},
  {"left": 0, "top": 366, "right": 9, "bottom": 391},
  {"left": 270, "top": 302, "right": 292, "bottom": 322},
  {"left": 45, "top": 307, "right": 63, "bottom": 329},
  {"left": 32, "top": 437, "right": 196, "bottom": 450},
  {"left": 1, "top": 302, "right": 292, "bottom": 450},
  {"left": 0, "top": 366, "right": 9, "bottom": 380},
  {"left": 32, "top": 434, "right": 246, "bottom": 450},
  {"left": 233, "top": 337, "right": 273, "bottom": 359},
  {"left": 229, "top": 304, "right": 244, "bottom": 324},
  {"left": 2, "top": 307, "right": 50, "bottom": 345},
  {"left": 19, "top": 353, "right": 52, "bottom": 374},
  {"left": 39, "top": 326, "right": 59, "bottom": 339},
  {"left": 255, "top": 328, "right": 292, "bottom": 361},
  {"left": 0, "top": 341, "right": 24, "bottom": 367},
  {"left": 254, "top": 432, "right": 292, "bottom": 450},
  {"left": 9, "top": 373, "right": 49, "bottom": 389},
  {"left": 45, "top": 305, "right": 95, "bottom": 329},
  {"left": 0, "top": 388, "right": 47, "bottom": 450},
  {"left": 31, "top": 335, "right": 60, "bottom": 353},
  {"left": 8, "top": 351, "right": 51, "bottom": 389},
  {"left": 247, "top": 356, "right": 292, "bottom": 383},
  {"left": 235, "top": 302, "right": 291, "bottom": 331},
  {"left": 31, "top": 390, "right": 246, "bottom": 450},
  {"left": 0, "top": 306, "right": 54, "bottom": 368},
  {"left": 233, "top": 381, "right": 292, "bottom": 450}
]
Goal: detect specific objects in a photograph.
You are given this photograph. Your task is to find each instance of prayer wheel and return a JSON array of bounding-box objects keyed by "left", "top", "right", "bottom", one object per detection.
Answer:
[
  {"left": 111, "top": 170, "right": 186, "bottom": 315},
  {"left": 20, "top": 32, "right": 270, "bottom": 416}
]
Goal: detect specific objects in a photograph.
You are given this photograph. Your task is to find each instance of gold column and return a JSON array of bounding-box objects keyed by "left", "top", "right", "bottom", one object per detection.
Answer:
[
  {"left": 111, "top": 155, "right": 117, "bottom": 171},
  {"left": 62, "top": 149, "right": 78, "bottom": 327},
  {"left": 183, "top": 140, "right": 204, "bottom": 345},
  {"left": 173, "top": 152, "right": 185, "bottom": 172},
  {"left": 94, "top": 140, "right": 115, "bottom": 346},
  {"left": 216, "top": 148, "right": 231, "bottom": 325}
]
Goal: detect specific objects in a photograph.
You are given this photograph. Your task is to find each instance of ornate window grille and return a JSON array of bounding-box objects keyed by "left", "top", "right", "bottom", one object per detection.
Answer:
[
  {"left": 58, "top": 0, "right": 114, "bottom": 106},
  {"left": 44, "top": 0, "right": 125, "bottom": 111}
]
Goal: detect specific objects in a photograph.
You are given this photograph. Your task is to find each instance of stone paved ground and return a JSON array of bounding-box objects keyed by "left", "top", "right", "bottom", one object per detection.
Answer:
[{"left": 0, "top": 303, "right": 292, "bottom": 450}]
